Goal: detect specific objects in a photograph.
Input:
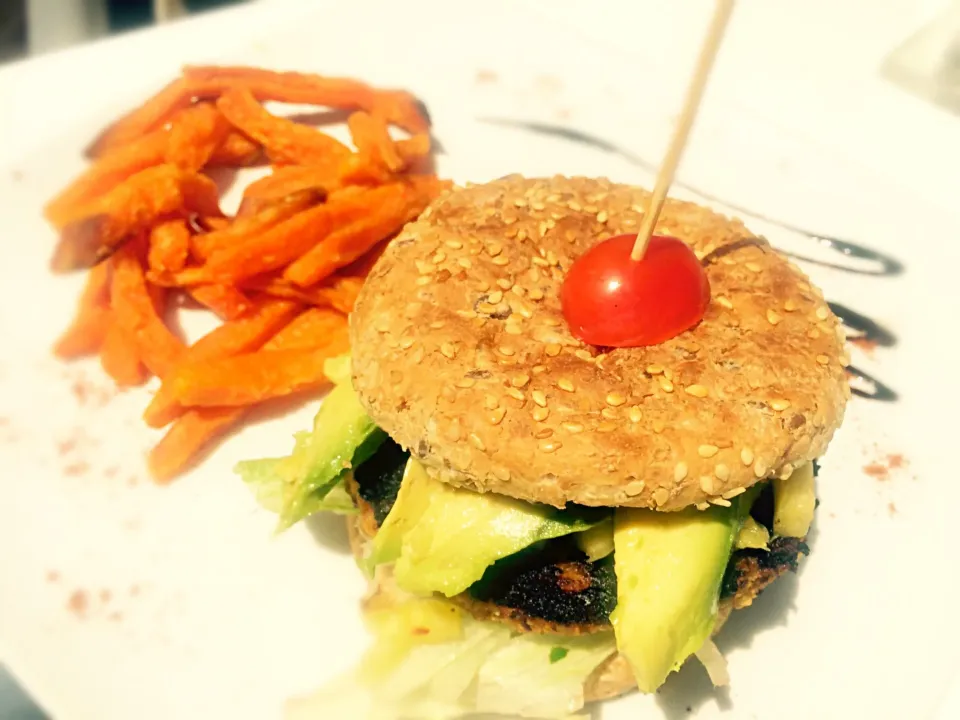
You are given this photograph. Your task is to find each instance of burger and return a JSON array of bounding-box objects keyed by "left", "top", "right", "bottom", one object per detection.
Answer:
[{"left": 237, "top": 175, "right": 849, "bottom": 719}]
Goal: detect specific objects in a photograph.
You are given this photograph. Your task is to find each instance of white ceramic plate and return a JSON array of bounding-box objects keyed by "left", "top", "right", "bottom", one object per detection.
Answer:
[{"left": 2, "top": 1, "right": 959, "bottom": 719}]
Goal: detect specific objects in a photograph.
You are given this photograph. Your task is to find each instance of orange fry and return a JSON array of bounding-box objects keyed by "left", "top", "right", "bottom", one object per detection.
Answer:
[
  {"left": 148, "top": 405, "right": 247, "bottom": 483},
  {"left": 99, "top": 312, "right": 148, "bottom": 386},
  {"left": 202, "top": 186, "right": 382, "bottom": 283},
  {"left": 192, "top": 188, "right": 325, "bottom": 260},
  {"left": 217, "top": 88, "right": 351, "bottom": 166},
  {"left": 261, "top": 307, "right": 347, "bottom": 351},
  {"left": 53, "top": 261, "right": 113, "bottom": 358},
  {"left": 52, "top": 165, "right": 222, "bottom": 272},
  {"left": 348, "top": 111, "right": 403, "bottom": 172},
  {"left": 169, "top": 328, "right": 349, "bottom": 407},
  {"left": 207, "top": 131, "right": 262, "bottom": 167},
  {"left": 144, "top": 297, "right": 300, "bottom": 428},
  {"left": 45, "top": 131, "right": 169, "bottom": 228},
  {"left": 283, "top": 180, "right": 433, "bottom": 287},
  {"left": 165, "top": 102, "right": 232, "bottom": 171},
  {"left": 396, "top": 133, "right": 434, "bottom": 174},
  {"left": 111, "top": 245, "right": 186, "bottom": 378},
  {"left": 242, "top": 273, "right": 364, "bottom": 314},
  {"left": 238, "top": 167, "right": 339, "bottom": 215},
  {"left": 147, "top": 219, "right": 191, "bottom": 274},
  {"left": 188, "top": 284, "right": 254, "bottom": 320}
]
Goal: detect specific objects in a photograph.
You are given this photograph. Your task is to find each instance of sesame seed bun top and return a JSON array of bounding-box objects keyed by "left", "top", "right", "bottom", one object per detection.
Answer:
[{"left": 349, "top": 175, "right": 850, "bottom": 511}]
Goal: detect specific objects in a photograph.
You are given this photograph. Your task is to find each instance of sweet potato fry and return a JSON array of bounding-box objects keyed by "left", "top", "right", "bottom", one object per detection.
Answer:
[
  {"left": 192, "top": 188, "right": 325, "bottom": 260},
  {"left": 217, "top": 88, "right": 351, "bottom": 166},
  {"left": 143, "top": 297, "right": 300, "bottom": 428},
  {"left": 207, "top": 132, "right": 261, "bottom": 167},
  {"left": 111, "top": 245, "right": 186, "bottom": 378},
  {"left": 396, "top": 133, "right": 434, "bottom": 174},
  {"left": 53, "top": 261, "right": 113, "bottom": 358},
  {"left": 202, "top": 186, "right": 383, "bottom": 283},
  {"left": 46, "top": 131, "right": 169, "bottom": 228},
  {"left": 348, "top": 111, "right": 403, "bottom": 172},
  {"left": 242, "top": 273, "right": 364, "bottom": 314},
  {"left": 165, "top": 102, "right": 232, "bottom": 171},
  {"left": 283, "top": 180, "right": 432, "bottom": 287},
  {"left": 169, "top": 326, "right": 349, "bottom": 407},
  {"left": 148, "top": 405, "right": 247, "bottom": 483},
  {"left": 188, "top": 284, "right": 254, "bottom": 320},
  {"left": 52, "top": 165, "right": 223, "bottom": 272},
  {"left": 237, "top": 167, "right": 338, "bottom": 216},
  {"left": 260, "top": 307, "right": 346, "bottom": 351},
  {"left": 147, "top": 219, "right": 191, "bottom": 274},
  {"left": 100, "top": 312, "right": 148, "bottom": 386}
]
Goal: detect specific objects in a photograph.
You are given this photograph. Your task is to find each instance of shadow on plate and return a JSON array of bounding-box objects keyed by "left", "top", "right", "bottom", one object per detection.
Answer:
[{"left": 304, "top": 510, "right": 353, "bottom": 556}]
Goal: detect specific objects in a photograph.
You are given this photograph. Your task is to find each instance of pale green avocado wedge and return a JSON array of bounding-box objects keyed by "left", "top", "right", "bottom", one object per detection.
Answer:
[
  {"left": 235, "top": 355, "right": 385, "bottom": 531},
  {"left": 370, "top": 459, "right": 607, "bottom": 597},
  {"left": 773, "top": 462, "right": 816, "bottom": 538},
  {"left": 610, "top": 501, "right": 745, "bottom": 693}
]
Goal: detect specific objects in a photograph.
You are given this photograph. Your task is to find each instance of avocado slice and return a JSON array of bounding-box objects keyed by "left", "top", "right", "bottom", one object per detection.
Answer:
[
  {"left": 773, "top": 462, "right": 816, "bottom": 538},
  {"left": 371, "top": 459, "right": 607, "bottom": 597},
  {"left": 610, "top": 502, "right": 744, "bottom": 693},
  {"left": 235, "top": 355, "right": 385, "bottom": 530}
]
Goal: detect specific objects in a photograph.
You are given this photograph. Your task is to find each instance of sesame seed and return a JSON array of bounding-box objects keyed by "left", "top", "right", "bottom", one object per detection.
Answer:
[
  {"left": 535, "top": 428, "right": 554, "bottom": 439},
  {"left": 784, "top": 299, "right": 797, "bottom": 312},
  {"left": 629, "top": 406, "right": 643, "bottom": 423},
  {"left": 557, "top": 378, "right": 575, "bottom": 392},
  {"left": 597, "top": 422, "right": 617, "bottom": 433},
  {"left": 457, "top": 257, "right": 472, "bottom": 268},
  {"left": 399, "top": 336, "right": 415, "bottom": 349},
  {"left": 505, "top": 323, "right": 523, "bottom": 336},
  {"left": 646, "top": 364, "right": 664, "bottom": 375},
  {"left": 544, "top": 344, "right": 562, "bottom": 357},
  {"left": 532, "top": 256, "right": 549, "bottom": 267},
  {"left": 601, "top": 407, "right": 618, "bottom": 420},
  {"left": 625, "top": 480, "right": 645, "bottom": 496},
  {"left": 531, "top": 201, "right": 546, "bottom": 211},
  {"left": 696, "top": 502, "right": 711, "bottom": 511},
  {"left": 767, "top": 309, "right": 783, "bottom": 325},
  {"left": 487, "top": 243, "right": 503, "bottom": 257},
  {"left": 415, "top": 260, "right": 431, "bottom": 274},
  {"left": 532, "top": 365, "right": 547, "bottom": 375},
  {"left": 710, "top": 497, "right": 732, "bottom": 507},
  {"left": 468, "top": 433, "right": 485, "bottom": 450},
  {"left": 717, "top": 296, "right": 734, "bottom": 309},
  {"left": 568, "top": 201, "right": 582, "bottom": 211},
  {"left": 722, "top": 487, "right": 746, "bottom": 500},
  {"left": 486, "top": 290, "right": 503, "bottom": 304},
  {"left": 740, "top": 448, "right": 754, "bottom": 466},
  {"left": 539, "top": 440, "right": 562, "bottom": 453},
  {"left": 659, "top": 378, "right": 674, "bottom": 393},
  {"left": 745, "top": 262, "right": 762, "bottom": 273},
  {"left": 431, "top": 251, "right": 446, "bottom": 264},
  {"left": 483, "top": 395, "right": 499, "bottom": 410},
  {"left": 543, "top": 318, "right": 561, "bottom": 327},
  {"left": 492, "top": 466, "right": 510, "bottom": 481},
  {"left": 770, "top": 398, "right": 791, "bottom": 411},
  {"left": 684, "top": 384, "right": 708, "bottom": 398},
  {"left": 513, "top": 198, "right": 527, "bottom": 208},
  {"left": 440, "top": 343, "right": 457, "bottom": 359},
  {"left": 429, "top": 321, "right": 445, "bottom": 329},
  {"left": 528, "top": 288, "right": 544, "bottom": 300},
  {"left": 779, "top": 463, "right": 795, "bottom": 479},
  {"left": 415, "top": 275, "right": 432, "bottom": 286},
  {"left": 562, "top": 422, "right": 584, "bottom": 433},
  {"left": 652, "top": 420, "right": 665, "bottom": 433},
  {"left": 410, "top": 347, "right": 424, "bottom": 363},
  {"left": 816, "top": 354, "right": 829, "bottom": 365},
  {"left": 498, "top": 345, "right": 515, "bottom": 356},
  {"left": 574, "top": 349, "right": 593, "bottom": 362},
  {"left": 477, "top": 302, "right": 496, "bottom": 315},
  {"left": 455, "top": 377, "right": 475, "bottom": 388},
  {"left": 531, "top": 390, "right": 547, "bottom": 407},
  {"left": 753, "top": 460, "right": 768, "bottom": 478},
  {"left": 596, "top": 210, "right": 608, "bottom": 223},
  {"left": 445, "top": 239, "right": 463, "bottom": 249},
  {"left": 477, "top": 281, "right": 490, "bottom": 292},
  {"left": 714, "top": 463, "right": 730, "bottom": 481},
  {"left": 532, "top": 406, "right": 549, "bottom": 422},
  {"left": 496, "top": 278, "right": 513, "bottom": 290},
  {"left": 603, "top": 391, "right": 625, "bottom": 407},
  {"left": 674, "top": 462, "right": 688, "bottom": 482},
  {"left": 512, "top": 373, "right": 530, "bottom": 388},
  {"left": 815, "top": 306, "right": 829, "bottom": 320},
  {"left": 653, "top": 488, "right": 670, "bottom": 507},
  {"left": 492, "top": 256, "right": 510, "bottom": 266},
  {"left": 487, "top": 407, "right": 506, "bottom": 425},
  {"left": 506, "top": 387, "right": 525, "bottom": 403},
  {"left": 700, "top": 475, "right": 715, "bottom": 493},
  {"left": 546, "top": 250, "right": 559, "bottom": 266},
  {"left": 698, "top": 444, "right": 719, "bottom": 458}
]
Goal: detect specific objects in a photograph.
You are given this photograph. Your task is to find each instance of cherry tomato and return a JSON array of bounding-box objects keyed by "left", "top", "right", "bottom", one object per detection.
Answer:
[{"left": 561, "top": 234, "right": 710, "bottom": 347}]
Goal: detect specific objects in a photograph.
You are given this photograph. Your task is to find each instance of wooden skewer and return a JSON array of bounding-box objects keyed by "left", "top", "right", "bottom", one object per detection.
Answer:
[{"left": 631, "top": 0, "right": 736, "bottom": 261}]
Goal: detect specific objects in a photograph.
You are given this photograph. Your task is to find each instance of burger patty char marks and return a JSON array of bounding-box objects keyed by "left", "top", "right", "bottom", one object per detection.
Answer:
[{"left": 351, "top": 445, "right": 810, "bottom": 634}]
